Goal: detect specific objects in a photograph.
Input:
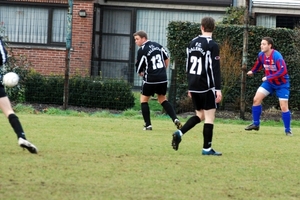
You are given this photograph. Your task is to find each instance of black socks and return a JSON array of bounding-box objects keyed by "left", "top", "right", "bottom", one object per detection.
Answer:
[
  {"left": 203, "top": 123, "right": 213, "bottom": 149},
  {"left": 181, "top": 115, "right": 201, "bottom": 134},
  {"left": 8, "top": 113, "right": 26, "bottom": 139},
  {"left": 161, "top": 100, "right": 177, "bottom": 121},
  {"left": 141, "top": 102, "right": 151, "bottom": 126}
]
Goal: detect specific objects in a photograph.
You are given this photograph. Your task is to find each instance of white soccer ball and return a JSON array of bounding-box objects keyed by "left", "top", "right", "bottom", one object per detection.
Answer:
[{"left": 3, "top": 72, "right": 19, "bottom": 88}]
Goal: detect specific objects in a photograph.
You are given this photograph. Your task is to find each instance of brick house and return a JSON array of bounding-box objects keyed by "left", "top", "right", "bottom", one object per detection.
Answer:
[{"left": 1, "top": 0, "right": 299, "bottom": 87}]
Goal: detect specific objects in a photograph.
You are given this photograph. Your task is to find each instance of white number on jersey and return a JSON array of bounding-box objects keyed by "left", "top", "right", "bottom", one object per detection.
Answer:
[
  {"left": 189, "top": 56, "right": 202, "bottom": 75},
  {"left": 151, "top": 54, "right": 164, "bottom": 70}
]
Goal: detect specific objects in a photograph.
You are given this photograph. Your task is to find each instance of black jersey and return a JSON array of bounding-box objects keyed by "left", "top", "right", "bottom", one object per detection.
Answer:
[
  {"left": 135, "top": 40, "right": 168, "bottom": 83},
  {"left": 186, "top": 35, "right": 221, "bottom": 93}
]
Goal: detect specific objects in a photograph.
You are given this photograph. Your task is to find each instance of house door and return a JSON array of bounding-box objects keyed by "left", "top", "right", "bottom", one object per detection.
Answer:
[{"left": 92, "top": 5, "right": 135, "bottom": 83}]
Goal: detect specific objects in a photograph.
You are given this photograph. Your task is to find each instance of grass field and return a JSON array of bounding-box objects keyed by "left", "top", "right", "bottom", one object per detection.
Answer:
[{"left": 0, "top": 110, "right": 299, "bottom": 200}]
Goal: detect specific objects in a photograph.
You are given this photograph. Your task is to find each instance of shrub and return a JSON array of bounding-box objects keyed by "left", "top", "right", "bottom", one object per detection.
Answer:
[
  {"left": 0, "top": 50, "right": 30, "bottom": 103},
  {"left": 24, "top": 72, "right": 135, "bottom": 110},
  {"left": 167, "top": 22, "right": 300, "bottom": 111}
]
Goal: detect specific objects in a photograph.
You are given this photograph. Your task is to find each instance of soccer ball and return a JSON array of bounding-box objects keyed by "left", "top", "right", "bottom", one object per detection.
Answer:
[{"left": 3, "top": 72, "right": 19, "bottom": 88}]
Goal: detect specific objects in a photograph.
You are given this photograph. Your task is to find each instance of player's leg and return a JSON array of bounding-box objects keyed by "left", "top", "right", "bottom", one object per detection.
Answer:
[
  {"left": 171, "top": 93, "right": 203, "bottom": 151},
  {"left": 158, "top": 95, "right": 182, "bottom": 128},
  {"left": 280, "top": 100, "right": 292, "bottom": 136},
  {"left": 181, "top": 112, "right": 203, "bottom": 135},
  {"left": 201, "top": 109, "right": 221, "bottom": 156},
  {"left": 200, "top": 91, "right": 221, "bottom": 156},
  {"left": 181, "top": 93, "right": 204, "bottom": 135},
  {"left": 276, "top": 84, "right": 292, "bottom": 136},
  {"left": 140, "top": 83, "right": 152, "bottom": 130},
  {"left": 245, "top": 83, "right": 270, "bottom": 131},
  {"left": 0, "top": 86, "right": 38, "bottom": 153},
  {"left": 171, "top": 112, "right": 202, "bottom": 151},
  {"left": 156, "top": 83, "right": 182, "bottom": 129}
]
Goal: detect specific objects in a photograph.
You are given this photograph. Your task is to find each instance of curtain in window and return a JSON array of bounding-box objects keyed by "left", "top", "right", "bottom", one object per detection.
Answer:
[
  {"left": 103, "top": 10, "right": 131, "bottom": 34},
  {"left": 102, "top": 35, "right": 130, "bottom": 60},
  {"left": 0, "top": 6, "right": 48, "bottom": 43},
  {"left": 52, "top": 9, "right": 67, "bottom": 43},
  {"left": 100, "top": 10, "right": 131, "bottom": 79},
  {"left": 102, "top": 10, "right": 131, "bottom": 61},
  {"left": 136, "top": 10, "right": 224, "bottom": 50},
  {"left": 256, "top": 15, "right": 276, "bottom": 28}
]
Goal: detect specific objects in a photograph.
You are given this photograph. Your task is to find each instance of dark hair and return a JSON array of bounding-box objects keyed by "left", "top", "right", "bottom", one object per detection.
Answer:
[
  {"left": 201, "top": 17, "right": 215, "bottom": 32},
  {"left": 262, "top": 37, "right": 274, "bottom": 49},
  {"left": 133, "top": 30, "right": 148, "bottom": 39}
]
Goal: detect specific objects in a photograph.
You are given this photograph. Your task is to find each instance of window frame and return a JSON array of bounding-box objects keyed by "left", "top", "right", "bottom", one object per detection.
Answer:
[{"left": 0, "top": 1, "right": 68, "bottom": 47}]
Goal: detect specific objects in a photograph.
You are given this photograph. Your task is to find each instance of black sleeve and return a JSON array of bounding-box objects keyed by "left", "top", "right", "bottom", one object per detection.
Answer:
[
  {"left": 0, "top": 38, "right": 8, "bottom": 66},
  {"left": 211, "top": 42, "right": 221, "bottom": 90},
  {"left": 161, "top": 47, "right": 169, "bottom": 61},
  {"left": 135, "top": 48, "right": 146, "bottom": 74}
]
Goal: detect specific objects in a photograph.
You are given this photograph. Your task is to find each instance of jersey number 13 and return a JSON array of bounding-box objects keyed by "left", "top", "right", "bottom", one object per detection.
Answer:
[{"left": 151, "top": 54, "right": 164, "bottom": 70}]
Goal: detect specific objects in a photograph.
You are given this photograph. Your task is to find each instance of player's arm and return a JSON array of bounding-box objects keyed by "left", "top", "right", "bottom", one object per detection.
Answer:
[
  {"left": 185, "top": 47, "right": 190, "bottom": 73},
  {"left": 265, "top": 58, "right": 287, "bottom": 80},
  {"left": 211, "top": 43, "right": 222, "bottom": 103},
  {"left": 161, "top": 47, "right": 170, "bottom": 68},
  {"left": 164, "top": 58, "right": 170, "bottom": 69},
  {"left": 0, "top": 37, "right": 8, "bottom": 66},
  {"left": 135, "top": 50, "right": 146, "bottom": 76},
  {"left": 211, "top": 43, "right": 221, "bottom": 90},
  {"left": 248, "top": 53, "right": 263, "bottom": 75}
]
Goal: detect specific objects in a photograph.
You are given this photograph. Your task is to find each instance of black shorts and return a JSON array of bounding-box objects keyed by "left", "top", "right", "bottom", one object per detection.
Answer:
[
  {"left": 0, "top": 83, "right": 7, "bottom": 98},
  {"left": 141, "top": 82, "right": 167, "bottom": 97},
  {"left": 191, "top": 90, "right": 217, "bottom": 110}
]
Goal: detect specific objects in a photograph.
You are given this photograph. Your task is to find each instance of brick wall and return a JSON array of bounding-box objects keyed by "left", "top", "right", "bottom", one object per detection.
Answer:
[{"left": 10, "top": 0, "right": 94, "bottom": 76}]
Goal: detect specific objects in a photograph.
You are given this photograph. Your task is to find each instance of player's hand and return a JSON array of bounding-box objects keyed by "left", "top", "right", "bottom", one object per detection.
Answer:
[
  {"left": 247, "top": 71, "right": 253, "bottom": 76},
  {"left": 262, "top": 77, "right": 267, "bottom": 81},
  {"left": 187, "top": 91, "right": 191, "bottom": 98},
  {"left": 215, "top": 90, "right": 222, "bottom": 103},
  {"left": 139, "top": 72, "right": 144, "bottom": 77}
]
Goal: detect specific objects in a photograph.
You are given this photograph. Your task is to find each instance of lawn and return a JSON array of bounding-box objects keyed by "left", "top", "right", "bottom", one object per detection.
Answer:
[{"left": 0, "top": 112, "right": 299, "bottom": 200}]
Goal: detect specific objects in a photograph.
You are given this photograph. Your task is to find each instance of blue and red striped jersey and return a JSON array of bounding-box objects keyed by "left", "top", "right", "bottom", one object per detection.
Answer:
[{"left": 251, "top": 49, "right": 289, "bottom": 85}]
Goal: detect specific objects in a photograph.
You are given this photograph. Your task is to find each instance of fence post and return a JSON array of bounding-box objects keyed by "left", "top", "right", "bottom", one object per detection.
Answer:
[
  {"left": 64, "top": 0, "right": 73, "bottom": 110},
  {"left": 240, "top": 0, "right": 250, "bottom": 120},
  {"left": 168, "top": 60, "right": 177, "bottom": 112}
]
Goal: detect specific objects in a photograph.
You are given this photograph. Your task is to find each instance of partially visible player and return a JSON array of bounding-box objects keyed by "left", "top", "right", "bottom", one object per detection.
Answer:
[
  {"left": 0, "top": 36, "right": 38, "bottom": 153},
  {"left": 133, "top": 30, "right": 182, "bottom": 130},
  {"left": 245, "top": 37, "right": 292, "bottom": 136},
  {"left": 171, "top": 17, "right": 222, "bottom": 156}
]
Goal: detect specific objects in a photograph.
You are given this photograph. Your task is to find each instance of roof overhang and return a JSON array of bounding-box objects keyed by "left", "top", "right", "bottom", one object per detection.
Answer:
[
  {"left": 104, "top": 0, "right": 232, "bottom": 7},
  {"left": 252, "top": 0, "right": 300, "bottom": 9},
  {"left": 251, "top": 0, "right": 300, "bottom": 15}
]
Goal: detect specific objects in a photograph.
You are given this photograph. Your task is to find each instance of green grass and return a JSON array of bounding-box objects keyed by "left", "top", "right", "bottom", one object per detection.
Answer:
[
  {"left": 1, "top": 111, "right": 300, "bottom": 200},
  {"left": 132, "top": 91, "right": 164, "bottom": 112}
]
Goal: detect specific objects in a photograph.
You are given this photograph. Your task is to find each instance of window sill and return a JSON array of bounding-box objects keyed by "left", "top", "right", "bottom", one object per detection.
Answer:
[{"left": 8, "top": 44, "right": 67, "bottom": 51}]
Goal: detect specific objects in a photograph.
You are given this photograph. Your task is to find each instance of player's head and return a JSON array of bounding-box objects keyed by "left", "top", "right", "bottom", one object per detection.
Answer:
[
  {"left": 133, "top": 31, "right": 148, "bottom": 47},
  {"left": 200, "top": 17, "right": 215, "bottom": 33},
  {"left": 261, "top": 37, "right": 274, "bottom": 53}
]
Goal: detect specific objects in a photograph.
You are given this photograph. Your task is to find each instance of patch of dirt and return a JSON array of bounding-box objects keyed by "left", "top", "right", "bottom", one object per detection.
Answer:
[{"left": 18, "top": 103, "right": 300, "bottom": 121}]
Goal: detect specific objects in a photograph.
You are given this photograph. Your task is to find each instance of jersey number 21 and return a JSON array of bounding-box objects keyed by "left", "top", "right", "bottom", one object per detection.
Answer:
[{"left": 189, "top": 56, "right": 202, "bottom": 75}]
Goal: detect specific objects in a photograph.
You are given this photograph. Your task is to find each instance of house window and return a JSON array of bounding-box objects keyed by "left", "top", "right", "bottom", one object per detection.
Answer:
[
  {"left": 106, "top": 0, "right": 232, "bottom": 6},
  {"left": 276, "top": 16, "right": 300, "bottom": 29},
  {"left": 0, "top": 5, "right": 67, "bottom": 45}
]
